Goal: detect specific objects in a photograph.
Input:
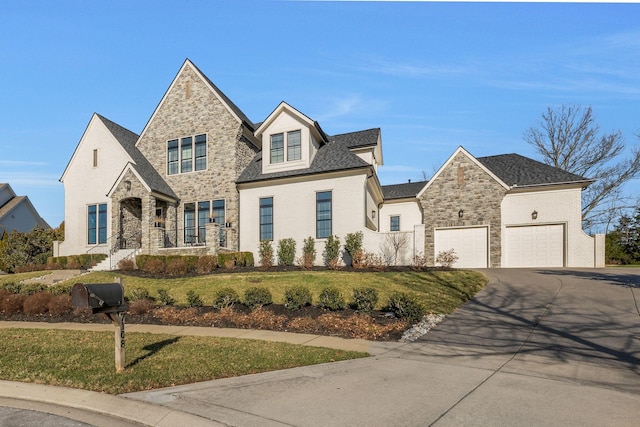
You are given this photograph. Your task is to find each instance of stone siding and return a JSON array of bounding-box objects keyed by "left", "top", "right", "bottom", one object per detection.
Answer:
[
  {"left": 135, "top": 63, "right": 258, "bottom": 251},
  {"left": 419, "top": 151, "right": 506, "bottom": 267}
]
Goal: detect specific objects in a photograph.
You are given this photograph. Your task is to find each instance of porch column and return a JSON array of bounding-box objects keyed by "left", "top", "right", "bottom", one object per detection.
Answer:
[{"left": 205, "top": 221, "right": 220, "bottom": 256}]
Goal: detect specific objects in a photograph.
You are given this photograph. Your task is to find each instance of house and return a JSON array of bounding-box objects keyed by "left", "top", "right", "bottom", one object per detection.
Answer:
[
  {"left": 55, "top": 59, "right": 604, "bottom": 269},
  {"left": 0, "top": 183, "right": 49, "bottom": 235}
]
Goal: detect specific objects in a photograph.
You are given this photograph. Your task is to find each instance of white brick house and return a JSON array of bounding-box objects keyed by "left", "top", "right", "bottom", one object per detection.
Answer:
[{"left": 55, "top": 59, "right": 604, "bottom": 268}]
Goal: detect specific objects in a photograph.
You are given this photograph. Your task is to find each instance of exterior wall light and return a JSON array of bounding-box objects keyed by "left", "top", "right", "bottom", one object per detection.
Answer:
[
  {"left": 372, "top": 210, "right": 376, "bottom": 219},
  {"left": 532, "top": 210, "right": 538, "bottom": 220},
  {"left": 458, "top": 209, "right": 464, "bottom": 219}
]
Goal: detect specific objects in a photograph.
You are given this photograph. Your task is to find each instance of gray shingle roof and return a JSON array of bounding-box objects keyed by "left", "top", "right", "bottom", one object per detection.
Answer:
[
  {"left": 382, "top": 180, "right": 428, "bottom": 200},
  {"left": 329, "top": 128, "right": 380, "bottom": 149},
  {"left": 237, "top": 134, "right": 373, "bottom": 184},
  {"left": 477, "top": 153, "right": 591, "bottom": 187},
  {"left": 97, "top": 115, "right": 178, "bottom": 199}
]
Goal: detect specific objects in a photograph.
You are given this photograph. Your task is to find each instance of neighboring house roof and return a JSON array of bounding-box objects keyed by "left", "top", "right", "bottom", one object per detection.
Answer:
[
  {"left": 0, "top": 193, "right": 50, "bottom": 230},
  {"left": 237, "top": 135, "right": 372, "bottom": 184},
  {"left": 382, "top": 180, "right": 428, "bottom": 200},
  {"left": 96, "top": 115, "right": 178, "bottom": 200},
  {"left": 477, "top": 153, "right": 593, "bottom": 187}
]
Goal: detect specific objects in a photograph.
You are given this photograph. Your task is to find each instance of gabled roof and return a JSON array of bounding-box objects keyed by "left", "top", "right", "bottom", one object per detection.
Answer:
[
  {"left": 382, "top": 180, "right": 428, "bottom": 200},
  {"left": 477, "top": 153, "right": 592, "bottom": 188},
  {"left": 237, "top": 137, "right": 371, "bottom": 184},
  {"left": 97, "top": 115, "right": 177, "bottom": 200},
  {"left": 254, "top": 101, "right": 329, "bottom": 144},
  {"left": 138, "top": 59, "right": 255, "bottom": 142},
  {"left": 0, "top": 195, "right": 50, "bottom": 229}
]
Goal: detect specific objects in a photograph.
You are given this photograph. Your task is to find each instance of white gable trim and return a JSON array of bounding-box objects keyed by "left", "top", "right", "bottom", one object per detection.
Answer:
[
  {"left": 60, "top": 113, "right": 133, "bottom": 183},
  {"left": 417, "top": 146, "right": 510, "bottom": 198},
  {"left": 255, "top": 102, "right": 326, "bottom": 142},
  {"left": 137, "top": 59, "right": 244, "bottom": 145},
  {"left": 106, "top": 163, "right": 151, "bottom": 197}
]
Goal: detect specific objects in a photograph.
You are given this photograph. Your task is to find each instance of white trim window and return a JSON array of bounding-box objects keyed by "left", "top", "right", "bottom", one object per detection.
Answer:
[
  {"left": 168, "top": 133, "right": 207, "bottom": 175},
  {"left": 270, "top": 130, "right": 301, "bottom": 164},
  {"left": 259, "top": 197, "right": 274, "bottom": 241}
]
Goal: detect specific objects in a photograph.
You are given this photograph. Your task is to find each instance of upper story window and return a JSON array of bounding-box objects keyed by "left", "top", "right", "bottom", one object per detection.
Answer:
[
  {"left": 270, "top": 130, "right": 301, "bottom": 164},
  {"left": 168, "top": 134, "right": 207, "bottom": 175}
]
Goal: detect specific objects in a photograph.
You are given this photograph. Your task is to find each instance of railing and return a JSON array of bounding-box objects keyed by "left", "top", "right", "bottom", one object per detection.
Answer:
[
  {"left": 156, "top": 227, "right": 227, "bottom": 249},
  {"left": 85, "top": 231, "right": 142, "bottom": 270}
]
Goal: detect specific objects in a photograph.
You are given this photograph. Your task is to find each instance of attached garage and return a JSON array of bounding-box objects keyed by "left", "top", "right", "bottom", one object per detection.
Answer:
[
  {"left": 434, "top": 226, "right": 488, "bottom": 268},
  {"left": 504, "top": 224, "right": 565, "bottom": 268}
]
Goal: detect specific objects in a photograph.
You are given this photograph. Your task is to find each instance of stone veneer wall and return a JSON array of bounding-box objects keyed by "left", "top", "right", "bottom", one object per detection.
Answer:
[
  {"left": 135, "top": 63, "right": 258, "bottom": 251},
  {"left": 419, "top": 151, "right": 506, "bottom": 267}
]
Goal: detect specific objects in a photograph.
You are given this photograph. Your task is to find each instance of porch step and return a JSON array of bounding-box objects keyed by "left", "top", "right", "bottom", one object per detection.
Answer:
[{"left": 90, "top": 248, "right": 139, "bottom": 271}]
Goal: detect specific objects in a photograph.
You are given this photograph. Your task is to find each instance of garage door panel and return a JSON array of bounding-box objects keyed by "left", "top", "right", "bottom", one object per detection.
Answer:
[
  {"left": 505, "top": 225, "right": 564, "bottom": 268},
  {"left": 434, "top": 227, "right": 488, "bottom": 268}
]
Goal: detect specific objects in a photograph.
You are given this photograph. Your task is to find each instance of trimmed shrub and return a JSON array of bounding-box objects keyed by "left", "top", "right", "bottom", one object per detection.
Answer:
[
  {"left": 344, "top": 232, "right": 363, "bottom": 266},
  {"left": 352, "top": 287, "right": 379, "bottom": 313},
  {"left": 128, "top": 298, "right": 155, "bottom": 315},
  {"left": 141, "top": 258, "right": 165, "bottom": 275},
  {"left": 300, "top": 236, "right": 316, "bottom": 269},
  {"left": 157, "top": 288, "right": 175, "bottom": 306},
  {"left": 186, "top": 290, "right": 203, "bottom": 307},
  {"left": 0, "top": 293, "right": 26, "bottom": 313},
  {"left": 284, "top": 285, "right": 312, "bottom": 311},
  {"left": 166, "top": 258, "right": 188, "bottom": 276},
  {"left": 20, "top": 283, "right": 48, "bottom": 295},
  {"left": 196, "top": 255, "right": 217, "bottom": 274},
  {"left": 277, "top": 238, "right": 296, "bottom": 266},
  {"left": 323, "top": 235, "right": 341, "bottom": 269},
  {"left": 244, "top": 287, "right": 273, "bottom": 310},
  {"left": 1, "top": 281, "right": 22, "bottom": 294},
  {"left": 48, "top": 294, "right": 72, "bottom": 315},
  {"left": 217, "top": 251, "right": 254, "bottom": 268},
  {"left": 118, "top": 258, "right": 136, "bottom": 271},
  {"left": 259, "top": 240, "right": 274, "bottom": 268},
  {"left": 23, "top": 292, "right": 52, "bottom": 315},
  {"left": 385, "top": 291, "right": 426, "bottom": 323},
  {"left": 129, "top": 287, "right": 150, "bottom": 301},
  {"left": 318, "top": 287, "right": 346, "bottom": 311},
  {"left": 213, "top": 287, "right": 240, "bottom": 309},
  {"left": 49, "top": 283, "right": 72, "bottom": 296}
]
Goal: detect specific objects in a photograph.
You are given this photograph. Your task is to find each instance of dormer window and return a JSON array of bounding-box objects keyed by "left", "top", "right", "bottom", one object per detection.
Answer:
[{"left": 270, "top": 130, "right": 302, "bottom": 164}]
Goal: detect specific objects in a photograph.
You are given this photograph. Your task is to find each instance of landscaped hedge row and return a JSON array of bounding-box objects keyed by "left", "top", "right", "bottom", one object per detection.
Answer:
[
  {"left": 46, "top": 254, "right": 108, "bottom": 270},
  {"left": 133, "top": 252, "right": 254, "bottom": 275}
]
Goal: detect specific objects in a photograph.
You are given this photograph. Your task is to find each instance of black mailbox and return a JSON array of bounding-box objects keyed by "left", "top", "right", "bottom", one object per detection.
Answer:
[{"left": 71, "top": 283, "right": 128, "bottom": 314}]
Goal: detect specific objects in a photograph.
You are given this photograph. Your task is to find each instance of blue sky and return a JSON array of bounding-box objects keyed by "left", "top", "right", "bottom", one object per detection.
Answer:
[{"left": 1, "top": 1, "right": 639, "bottom": 228}]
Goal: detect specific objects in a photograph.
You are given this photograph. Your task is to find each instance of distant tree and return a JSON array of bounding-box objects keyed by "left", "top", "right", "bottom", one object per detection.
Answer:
[
  {"left": 524, "top": 105, "right": 640, "bottom": 231},
  {"left": 606, "top": 208, "right": 640, "bottom": 264},
  {"left": 0, "top": 224, "right": 62, "bottom": 273}
]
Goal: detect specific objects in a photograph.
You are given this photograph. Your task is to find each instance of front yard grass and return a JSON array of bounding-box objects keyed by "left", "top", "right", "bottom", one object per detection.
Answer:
[
  {"left": 0, "top": 328, "right": 366, "bottom": 394},
  {"left": 67, "top": 269, "right": 487, "bottom": 314}
]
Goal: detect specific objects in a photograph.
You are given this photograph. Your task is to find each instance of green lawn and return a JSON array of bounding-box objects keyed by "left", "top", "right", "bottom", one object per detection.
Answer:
[
  {"left": 0, "top": 328, "right": 366, "bottom": 394},
  {"left": 60, "top": 269, "right": 487, "bottom": 314}
]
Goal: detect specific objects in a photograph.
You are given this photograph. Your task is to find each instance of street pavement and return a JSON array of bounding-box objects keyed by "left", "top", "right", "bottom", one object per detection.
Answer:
[{"left": 1, "top": 268, "right": 639, "bottom": 426}]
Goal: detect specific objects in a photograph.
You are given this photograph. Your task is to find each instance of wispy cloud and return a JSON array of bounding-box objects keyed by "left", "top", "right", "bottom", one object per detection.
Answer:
[
  {"left": 357, "top": 55, "right": 469, "bottom": 78},
  {"left": 314, "top": 94, "right": 386, "bottom": 122},
  {"left": 0, "top": 171, "right": 60, "bottom": 187},
  {"left": 0, "top": 160, "right": 48, "bottom": 166}
]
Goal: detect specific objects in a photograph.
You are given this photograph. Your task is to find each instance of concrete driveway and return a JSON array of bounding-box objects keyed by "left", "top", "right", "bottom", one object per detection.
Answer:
[{"left": 126, "top": 268, "right": 640, "bottom": 426}]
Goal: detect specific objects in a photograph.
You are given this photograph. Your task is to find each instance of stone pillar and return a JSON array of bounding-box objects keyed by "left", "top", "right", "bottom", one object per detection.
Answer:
[{"left": 206, "top": 221, "right": 220, "bottom": 255}]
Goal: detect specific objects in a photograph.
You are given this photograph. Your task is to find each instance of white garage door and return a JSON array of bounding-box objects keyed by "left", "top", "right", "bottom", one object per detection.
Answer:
[
  {"left": 504, "top": 224, "right": 564, "bottom": 267},
  {"left": 434, "top": 227, "right": 488, "bottom": 268}
]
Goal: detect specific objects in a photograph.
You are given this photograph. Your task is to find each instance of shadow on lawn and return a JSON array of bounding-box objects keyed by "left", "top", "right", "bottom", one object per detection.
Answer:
[{"left": 127, "top": 337, "right": 181, "bottom": 368}]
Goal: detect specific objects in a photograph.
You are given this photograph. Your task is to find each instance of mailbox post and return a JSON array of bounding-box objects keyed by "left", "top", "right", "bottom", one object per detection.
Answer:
[{"left": 71, "top": 279, "right": 128, "bottom": 372}]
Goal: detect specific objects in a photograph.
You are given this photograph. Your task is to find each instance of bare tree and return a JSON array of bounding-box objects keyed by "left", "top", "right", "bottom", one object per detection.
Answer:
[
  {"left": 382, "top": 232, "right": 410, "bottom": 266},
  {"left": 524, "top": 105, "right": 640, "bottom": 230}
]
